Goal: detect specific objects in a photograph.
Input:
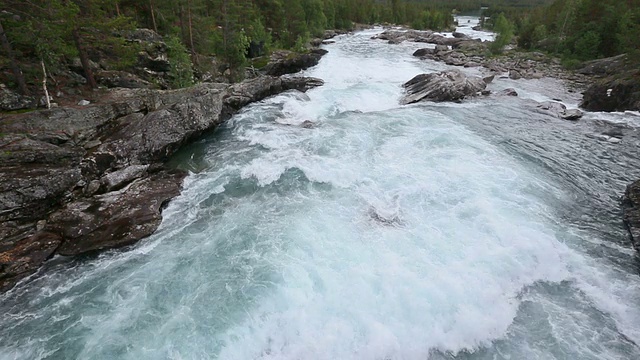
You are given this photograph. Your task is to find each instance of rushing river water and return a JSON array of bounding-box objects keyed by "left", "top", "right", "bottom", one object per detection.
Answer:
[{"left": 3, "top": 25, "right": 640, "bottom": 360}]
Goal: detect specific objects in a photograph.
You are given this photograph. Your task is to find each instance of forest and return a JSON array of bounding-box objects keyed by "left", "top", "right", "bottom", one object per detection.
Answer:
[
  {"left": 0, "top": 0, "right": 457, "bottom": 92},
  {"left": 0, "top": 0, "right": 638, "bottom": 95},
  {"left": 483, "top": 0, "right": 640, "bottom": 65}
]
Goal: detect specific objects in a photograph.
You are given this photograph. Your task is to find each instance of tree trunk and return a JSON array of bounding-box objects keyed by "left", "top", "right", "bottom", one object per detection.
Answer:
[
  {"left": 150, "top": 0, "right": 158, "bottom": 33},
  {"left": 41, "top": 60, "right": 51, "bottom": 109},
  {"left": 72, "top": 27, "right": 98, "bottom": 89},
  {"left": 187, "top": 0, "right": 195, "bottom": 57},
  {"left": 115, "top": 2, "right": 121, "bottom": 16},
  {"left": 0, "top": 20, "right": 29, "bottom": 95}
]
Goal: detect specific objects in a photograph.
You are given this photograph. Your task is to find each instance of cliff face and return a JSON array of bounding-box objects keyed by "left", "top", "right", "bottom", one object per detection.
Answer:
[{"left": 0, "top": 75, "right": 323, "bottom": 292}]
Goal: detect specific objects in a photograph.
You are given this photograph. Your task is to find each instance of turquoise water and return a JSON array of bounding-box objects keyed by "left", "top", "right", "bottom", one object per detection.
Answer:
[{"left": 2, "top": 28, "right": 640, "bottom": 360}]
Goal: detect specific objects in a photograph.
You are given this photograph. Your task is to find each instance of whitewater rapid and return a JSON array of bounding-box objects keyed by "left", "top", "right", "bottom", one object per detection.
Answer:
[{"left": 2, "top": 28, "right": 640, "bottom": 360}]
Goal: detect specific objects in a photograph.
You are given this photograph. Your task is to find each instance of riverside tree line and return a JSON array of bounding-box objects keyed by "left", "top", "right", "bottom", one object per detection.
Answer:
[
  {"left": 0, "top": 0, "right": 456, "bottom": 92},
  {"left": 483, "top": 0, "right": 640, "bottom": 65}
]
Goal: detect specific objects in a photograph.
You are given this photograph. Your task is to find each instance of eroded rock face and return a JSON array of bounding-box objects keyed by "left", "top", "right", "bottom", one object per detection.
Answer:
[
  {"left": 0, "top": 75, "right": 325, "bottom": 292},
  {"left": 264, "top": 49, "right": 328, "bottom": 76},
  {"left": 580, "top": 69, "right": 640, "bottom": 112},
  {"left": 623, "top": 180, "right": 640, "bottom": 251},
  {"left": 50, "top": 170, "right": 186, "bottom": 256},
  {"left": 400, "top": 69, "right": 486, "bottom": 104}
]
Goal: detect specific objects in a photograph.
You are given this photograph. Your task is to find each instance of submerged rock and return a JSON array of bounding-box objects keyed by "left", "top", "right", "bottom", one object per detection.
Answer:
[
  {"left": 301, "top": 120, "right": 315, "bottom": 128},
  {"left": 498, "top": 88, "right": 518, "bottom": 96},
  {"left": 400, "top": 69, "right": 486, "bottom": 104}
]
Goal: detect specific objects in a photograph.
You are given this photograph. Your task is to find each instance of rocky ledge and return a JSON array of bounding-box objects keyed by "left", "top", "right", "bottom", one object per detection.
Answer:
[
  {"left": 578, "top": 55, "right": 640, "bottom": 112},
  {"left": 623, "top": 180, "right": 640, "bottom": 251},
  {"left": 0, "top": 75, "right": 324, "bottom": 292}
]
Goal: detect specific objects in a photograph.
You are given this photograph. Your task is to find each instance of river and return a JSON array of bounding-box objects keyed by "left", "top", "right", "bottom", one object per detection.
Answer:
[{"left": 2, "top": 25, "right": 640, "bottom": 360}]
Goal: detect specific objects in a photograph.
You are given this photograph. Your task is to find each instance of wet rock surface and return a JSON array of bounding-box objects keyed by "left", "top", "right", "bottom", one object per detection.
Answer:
[
  {"left": 623, "top": 180, "right": 640, "bottom": 251},
  {"left": 264, "top": 49, "right": 328, "bottom": 76},
  {"left": 401, "top": 69, "right": 486, "bottom": 104},
  {"left": 0, "top": 75, "right": 324, "bottom": 292}
]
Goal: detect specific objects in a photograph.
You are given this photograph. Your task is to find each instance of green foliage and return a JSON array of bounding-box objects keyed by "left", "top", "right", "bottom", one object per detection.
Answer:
[
  {"left": 293, "top": 33, "right": 311, "bottom": 53},
  {"left": 560, "top": 57, "right": 582, "bottom": 70},
  {"left": 505, "top": 0, "right": 640, "bottom": 63},
  {"left": 165, "top": 36, "right": 194, "bottom": 88},
  {"left": 573, "top": 30, "right": 600, "bottom": 60},
  {"left": 490, "top": 13, "right": 514, "bottom": 54}
]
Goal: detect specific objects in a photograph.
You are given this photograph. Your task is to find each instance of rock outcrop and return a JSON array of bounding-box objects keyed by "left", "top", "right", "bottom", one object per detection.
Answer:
[
  {"left": 0, "top": 75, "right": 324, "bottom": 292},
  {"left": 623, "top": 180, "right": 640, "bottom": 251},
  {"left": 373, "top": 30, "right": 462, "bottom": 46},
  {"left": 400, "top": 69, "right": 487, "bottom": 104},
  {"left": 580, "top": 69, "right": 640, "bottom": 112},
  {"left": 264, "top": 49, "right": 328, "bottom": 76}
]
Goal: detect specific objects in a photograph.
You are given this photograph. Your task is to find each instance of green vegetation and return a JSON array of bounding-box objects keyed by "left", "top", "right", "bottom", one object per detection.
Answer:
[
  {"left": 0, "top": 0, "right": 455, "bottom": 90},
  {"left": 492, "top": 0, "right": 640, "bottom": 63},
  {"left": 165, "top": 35, "right": 195, "bottom": 88},
  {"left": 489, "top": 13, "right": 514, "bottom": 54}
]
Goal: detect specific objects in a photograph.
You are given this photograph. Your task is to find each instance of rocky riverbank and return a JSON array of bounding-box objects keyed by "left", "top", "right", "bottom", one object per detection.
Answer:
[
  {"left": 0, "top": 74, "right": 324, "bottom": 292},
  {"left": 375, "top": 28, "right": 640, "bottom": 254},
  {"left": 375, "top": 28, "right": 640, "bottom": 114}
]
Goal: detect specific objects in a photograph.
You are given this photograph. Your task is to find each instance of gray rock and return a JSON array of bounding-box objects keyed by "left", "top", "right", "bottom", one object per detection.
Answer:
[
  {"left": 101, "top": 164, "right": 149, "bottom": 191},
  {"left": 85, "top": 180, "right": 101, "bottom": 196},
  {"left": 400, "top": 69, "right": 487, "bottom": 104},
  {"left": 536, "top": 101, "right": 583, "bottom": 120},
  {"left": 577, "top": 54, "right": 627, "bottom": 76},
  {"left": 49, "top": 170, "right": 186, "bottom": 256},
  {"left": 509, "top": 70, "right": 522, "bottom": 80},
  {"left": 78, "top": 99, "right": 90, "bottom": 106},
  {"left": 125, "top": 28, "right": 164, "bottom": 43},
  {"left": 623, "top": 180, "right": 640, "bottom": 251},
  {"left": 301, "top": 120, "right": 315, "bottom": 128},
  {"left": 264, "top": 49, "right": 328, "bottom": 76},
  {"left": 413, "top": 48, "right": 433, "bottom": 57},
  {"left": 483, "top": 75, "right": 495, "bottom": 84},
  {"left": 452, "top": 32, "right": 469, "bottom": 39},
  {"left": 83, "top": 139, "right": 102, "bottom": 149},
  {"left": 499, "top": 88, "right": 518, "bottom": 96},
  {"left": 0, "top": 75, "right": 324, "bottom": 293},
  {"left": 0, "top": 84, "right": 34, "bottom": 111},
  {"left": 581, "top": 69, "right": 640, "bottom": 112},
  {"left": 435, "top": 44, "right": 449, "bottom": 53},
  {"left": 95, "top": 70, "right": 153, "bottom": 89},
  {"left": 561, "top": 108, "right": 583, "bottom": 121}
]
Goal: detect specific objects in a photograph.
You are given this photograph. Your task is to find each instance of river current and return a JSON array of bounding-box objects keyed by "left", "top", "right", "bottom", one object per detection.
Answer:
[{"left": 3, "top": 21, "right": 640, "bottom": 360}]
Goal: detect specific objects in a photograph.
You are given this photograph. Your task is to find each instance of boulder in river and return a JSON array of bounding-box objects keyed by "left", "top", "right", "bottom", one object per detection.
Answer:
[
  {"left": 400, "top": 69, "right": 487, "bottom": 104},
  {"left": 536, "top": 101, "right": 583, "bottom": 121},
  {"left": 413, "top": 48, "right": 433, "bottom": 57}
]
